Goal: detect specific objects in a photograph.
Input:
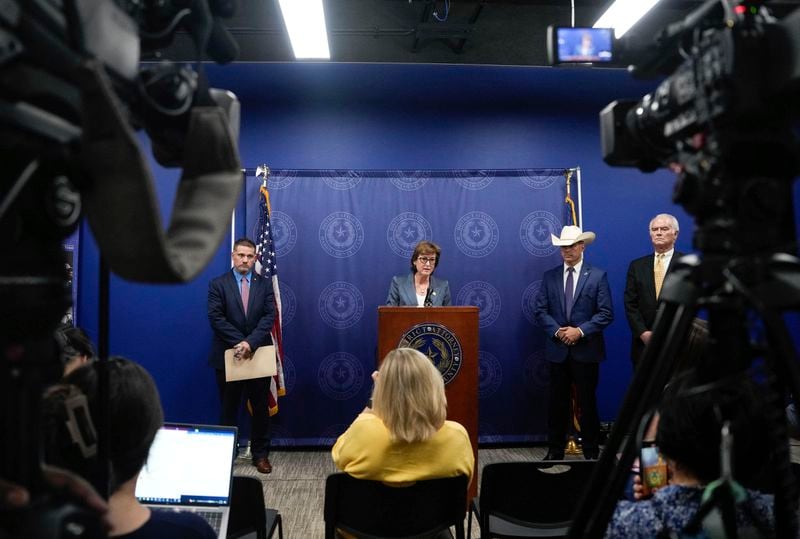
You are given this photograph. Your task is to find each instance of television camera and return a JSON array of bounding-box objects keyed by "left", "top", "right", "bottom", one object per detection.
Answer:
[
  {"left": 563, "top": 0, "right": 800, "bottom": 537},
  {"left": 600, "top": 0, "right": 800, "bottom": 254},
  {"left": 1, "top": 0, "right": 244, "bottom": 536}
]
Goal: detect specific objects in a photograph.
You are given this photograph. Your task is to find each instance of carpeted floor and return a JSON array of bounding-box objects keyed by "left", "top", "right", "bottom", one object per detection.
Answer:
[
  {"left": 232, "top": 446, "right": 558, "bottom": 538},
  {"left": 234, "top": 441, "right": 800, "bottom": 538}
]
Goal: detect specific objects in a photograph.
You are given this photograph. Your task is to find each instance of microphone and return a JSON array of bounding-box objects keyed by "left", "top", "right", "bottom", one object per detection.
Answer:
[{"left": 424, "top": 287, "right": 434, "bottom": 307}]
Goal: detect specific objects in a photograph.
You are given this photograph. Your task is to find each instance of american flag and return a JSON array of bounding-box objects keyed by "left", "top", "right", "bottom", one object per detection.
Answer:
[{"left": 255, "top": 184, "right": 285, "bottom": 416}]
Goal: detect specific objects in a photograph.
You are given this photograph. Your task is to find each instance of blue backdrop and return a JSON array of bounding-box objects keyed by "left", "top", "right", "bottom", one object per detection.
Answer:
[
  {"left": 75, "top": 62, "right": 800, "bottom": 449},
  {"left": 243, "top": 169, "right": 581, "bottom": 444}
]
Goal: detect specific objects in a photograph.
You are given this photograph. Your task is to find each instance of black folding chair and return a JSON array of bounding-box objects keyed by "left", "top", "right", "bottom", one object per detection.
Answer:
[
  {"left": 323, "top": 473, "right": 468, "bottom": 539},
  {"left": 228, "top": 475, "right": 283, "bottom": 539},
  {"left": 468, "top": 460, "right": 596, "bottom": 538}
]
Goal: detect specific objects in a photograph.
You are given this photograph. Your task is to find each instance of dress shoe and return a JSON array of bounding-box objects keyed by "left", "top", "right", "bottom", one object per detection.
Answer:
[
  {"left": 583, "top": 449, "right": 599, "bottom": 460},
  {"left": 253, "top": 456, "right": 272, "bottom": 474},
  {"left": 543, "top": 450, "right": 564, "bottom": 461}
]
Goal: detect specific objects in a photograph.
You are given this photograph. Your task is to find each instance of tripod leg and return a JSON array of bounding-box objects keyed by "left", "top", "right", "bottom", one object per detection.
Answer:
[
  {"left": 758, "top": 314, "right": 800, "bottom": 538},
  {"left": 571, "top": 285, "right": 700, "bottom": 538},
  {"left": 725, "top": 266, "right": 800, "bottom": 538}
]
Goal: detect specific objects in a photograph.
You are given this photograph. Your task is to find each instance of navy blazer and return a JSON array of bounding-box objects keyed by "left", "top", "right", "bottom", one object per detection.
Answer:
[
  {"left": 533, "top": 262, "right": 614, "bottom": 363},
  {"left": 207, "top": 270, "right": 276, "bottom": 370},
  {"left": 386, "top": 273, "right": 452, "bottom": 307}
]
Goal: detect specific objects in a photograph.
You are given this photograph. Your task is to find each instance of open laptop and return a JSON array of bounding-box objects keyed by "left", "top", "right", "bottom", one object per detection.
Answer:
[{"left": 135, "top": 423, "right": 238, "bottom": 539}]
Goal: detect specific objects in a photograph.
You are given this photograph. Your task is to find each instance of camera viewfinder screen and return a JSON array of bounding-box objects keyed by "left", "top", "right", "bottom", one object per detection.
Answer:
[{"left": 557, "top": 28, "right": 613, "bottom": 63}]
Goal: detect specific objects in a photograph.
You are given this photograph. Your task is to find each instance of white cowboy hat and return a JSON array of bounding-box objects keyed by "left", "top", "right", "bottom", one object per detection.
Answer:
[{"left": 551, "top": 225, "right": 596, "bottom": 246}]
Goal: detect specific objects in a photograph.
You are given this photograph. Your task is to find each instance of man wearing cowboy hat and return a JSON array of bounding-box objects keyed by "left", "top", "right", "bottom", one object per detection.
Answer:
[{"left": 534, "top": 225, "right": 614, "bottom": 460}]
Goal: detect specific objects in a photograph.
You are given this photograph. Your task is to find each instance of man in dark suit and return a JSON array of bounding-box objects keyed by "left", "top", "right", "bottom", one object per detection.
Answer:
[
  {"left": 534, "top": 225, "right": 614, "bottom": 460},
  {"left": 624, "top": 214, "right": 682, "bottom": 369},
  {"left": 208, "top": 237, "right": 276, "bottom": 473}
]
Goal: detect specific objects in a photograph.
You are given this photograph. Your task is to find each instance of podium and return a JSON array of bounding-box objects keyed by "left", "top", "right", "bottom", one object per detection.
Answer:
[{"left": 377, "top": 306, "right": 479, "bottom": 498}]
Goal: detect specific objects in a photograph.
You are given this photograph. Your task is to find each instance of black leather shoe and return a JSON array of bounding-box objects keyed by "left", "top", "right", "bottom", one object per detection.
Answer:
[
  {"left": 583, "top": 449, "right": 599, "bottom": 460},
  {"left": 253, "top": 456, "right": 272, "bottom": 474},
  {"left": 543, "top": 450, "right": 564, "bottom": 461}
]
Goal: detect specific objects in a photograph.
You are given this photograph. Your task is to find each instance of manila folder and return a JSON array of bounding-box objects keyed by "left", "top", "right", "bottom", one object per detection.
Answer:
[{"left": 224, "top": 345, "right": 277, "bottom": 382}]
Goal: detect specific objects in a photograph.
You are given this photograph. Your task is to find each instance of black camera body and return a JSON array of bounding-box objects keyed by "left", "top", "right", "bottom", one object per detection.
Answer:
[
  {"left": 1, "top": 1, "right": 243, "bottom": 537},
  {"left": 601, "top": 4, "right": 800, "bottom": 173},
  {"left": 599, "top": 1, "right": 800, "bottom": 255}
]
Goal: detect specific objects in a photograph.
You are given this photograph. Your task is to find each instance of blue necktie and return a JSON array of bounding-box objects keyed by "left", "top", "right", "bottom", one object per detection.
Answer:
[{"left": 565, "top": 267, "right": 574, "bottom": 322}]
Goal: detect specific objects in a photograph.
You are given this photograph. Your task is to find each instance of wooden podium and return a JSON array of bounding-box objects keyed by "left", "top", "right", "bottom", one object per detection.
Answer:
[{"left": 377, "top": 306, "right": 479, "bottom": 498}]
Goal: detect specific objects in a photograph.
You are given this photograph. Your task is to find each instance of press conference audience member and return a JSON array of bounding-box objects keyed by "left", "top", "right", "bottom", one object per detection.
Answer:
[
  {"left": 605, "top": 370, "right": 774, "bottom": 538},
  {"left": 41, "top": 357, "right": 216, "bottom": 539},
  {"left": 624, "top": 214, "right": 684, "bottom": 369},
  {"left": 386, "top": 240, "right": 452, "bottom": 307},
  {"left": 0, "top": 467, "right": 108, "bottom": 513},
  {"left": 332, "top": 348, "right": 474, "bottom": 483},
  {"left": 57, "top": 325, "right": 96, "bottom": 376}
]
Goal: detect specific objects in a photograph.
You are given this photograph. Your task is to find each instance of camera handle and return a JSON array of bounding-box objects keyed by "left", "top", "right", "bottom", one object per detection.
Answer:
[{"left": 569, "top": 253, "right": 800, "bottom": 538}]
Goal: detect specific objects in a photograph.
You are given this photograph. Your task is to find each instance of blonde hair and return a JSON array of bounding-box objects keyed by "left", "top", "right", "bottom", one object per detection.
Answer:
[{"left": 372, "top": 348, "right": 447, "bottom": 443}]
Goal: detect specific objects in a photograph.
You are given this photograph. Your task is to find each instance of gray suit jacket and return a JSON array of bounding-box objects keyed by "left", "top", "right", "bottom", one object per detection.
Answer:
[{"left": 385, "top": 273, "right": 452, "bottom": 306}]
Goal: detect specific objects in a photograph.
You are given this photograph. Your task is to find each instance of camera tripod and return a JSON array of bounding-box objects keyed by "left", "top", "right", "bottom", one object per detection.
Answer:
[{"left": 567, "top": 234, "right": 800, "bottom": 537}]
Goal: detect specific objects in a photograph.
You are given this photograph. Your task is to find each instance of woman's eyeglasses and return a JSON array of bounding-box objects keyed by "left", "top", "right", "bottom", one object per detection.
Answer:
[{"left": 416, "top": 256, "right": 436, "bottom": 265}]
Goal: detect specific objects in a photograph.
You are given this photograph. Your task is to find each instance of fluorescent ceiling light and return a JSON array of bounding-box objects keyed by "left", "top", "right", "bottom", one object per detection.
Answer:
[
  {"left": 278, "top": 0, "right": 331, "bottom": 59},
  {"left": 593, "top": 0, "right": 662, "bottom": 38}
]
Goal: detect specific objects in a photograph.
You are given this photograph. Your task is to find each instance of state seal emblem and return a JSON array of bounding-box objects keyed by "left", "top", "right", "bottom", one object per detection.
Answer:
[{"left": 398, "top": 323, "right": 462, "bottom": 385}]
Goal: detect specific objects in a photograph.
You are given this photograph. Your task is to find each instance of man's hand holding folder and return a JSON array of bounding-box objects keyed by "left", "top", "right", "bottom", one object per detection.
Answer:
[{"left": 225, "top": 345, "right": 276, "bottom": 382}]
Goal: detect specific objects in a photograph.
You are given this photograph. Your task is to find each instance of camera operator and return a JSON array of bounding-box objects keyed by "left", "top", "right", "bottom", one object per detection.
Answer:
[
  {"left": 41, "top": 358, "right": 216, "bottom": 539},
  {"left": 2, "top": 0, "right": 244, "bottom": 535},
  {"left": 605, "top": 369, "right": 775, "bottom": 538},
  {"left": 564, "top": 1, "right": 800, "bottom": 536},
  {"left": 0, "top": 469, "right": 107, "bottom": 515}
]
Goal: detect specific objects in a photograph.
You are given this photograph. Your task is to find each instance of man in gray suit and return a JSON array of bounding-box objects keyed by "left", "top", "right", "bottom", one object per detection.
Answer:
[{"left": 624, "top": 214, "right": 683, "bottom": 369}]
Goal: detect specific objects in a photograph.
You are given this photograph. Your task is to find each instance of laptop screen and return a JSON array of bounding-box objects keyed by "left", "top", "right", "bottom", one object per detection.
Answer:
[{"left": 135, "top": 423, "right": 237, "bottom": 506}]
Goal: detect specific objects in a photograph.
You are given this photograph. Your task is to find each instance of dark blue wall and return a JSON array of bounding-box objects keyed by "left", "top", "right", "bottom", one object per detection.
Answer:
[{"left": 79, "top": 62, "right": 704, "bottom": 440}]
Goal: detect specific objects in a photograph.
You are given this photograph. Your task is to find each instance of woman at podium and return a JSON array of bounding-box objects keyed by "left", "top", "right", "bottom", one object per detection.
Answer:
[{"left": 385, "top": 240, "right": 452, "bottom": 307}]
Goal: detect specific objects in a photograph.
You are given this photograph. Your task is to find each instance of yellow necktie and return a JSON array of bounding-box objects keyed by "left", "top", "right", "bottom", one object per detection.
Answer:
[{"left": 654, "top": 254, "right": 665, "bottom": 299}]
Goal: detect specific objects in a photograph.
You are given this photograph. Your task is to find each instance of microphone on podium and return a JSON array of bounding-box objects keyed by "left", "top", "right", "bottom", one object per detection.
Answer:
[{"left": 424, "top": 287, "right": 434, "bottom": 307}]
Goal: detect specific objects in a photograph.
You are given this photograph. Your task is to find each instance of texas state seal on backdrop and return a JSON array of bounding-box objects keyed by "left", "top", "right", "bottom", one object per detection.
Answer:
[
  {"left": 318, "top": 352, "right": 365, "bottom": 401},
  {"left": 521, "top": 280, "right": 543, "bottom": 324},
  {"left": 387, "top": 212, "right": 432, "bottom": 258},
  {"left": 318, "top": 281, "right": 365, "bottom": 330},
  {"left": 319, "top": 211, "right": 364, "bottom": 258},
  {"left": 269, "top": 210, "right": 297, "bottom": 257},
  {"left": 456, "top": 281, "right": 502, "bottom": 328},
  {"left": 453, "top": 170, "right": 494, "bottom": 190},
  {"left": 454, "top": 210, "right": 499, "bottom": 258},
  {"left": 398, "top": 323, "right": 462, "bottom": 385},
  {"left": 520, "top": 210, "right": 561, "bottom": 257},
  {"left": 388, "top": 170, "right": 430, "bottom": 191}
]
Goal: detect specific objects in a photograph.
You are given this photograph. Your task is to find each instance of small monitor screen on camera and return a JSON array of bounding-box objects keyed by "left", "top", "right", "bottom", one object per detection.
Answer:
[{"left": 555, "top": 27, "right": 614, "bottom": 64}]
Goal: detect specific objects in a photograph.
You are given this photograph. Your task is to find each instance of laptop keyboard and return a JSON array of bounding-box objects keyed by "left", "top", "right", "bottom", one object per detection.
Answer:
[{"left": 197, "top": 510, "right": 223, "bottom": 533}]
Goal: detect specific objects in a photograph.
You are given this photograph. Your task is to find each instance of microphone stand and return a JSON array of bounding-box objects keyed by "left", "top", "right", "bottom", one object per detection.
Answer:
[{"left": 424, "top": 286, "right": 434, "bottom": 307}]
